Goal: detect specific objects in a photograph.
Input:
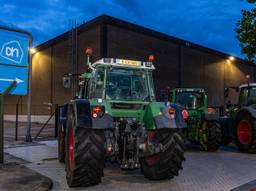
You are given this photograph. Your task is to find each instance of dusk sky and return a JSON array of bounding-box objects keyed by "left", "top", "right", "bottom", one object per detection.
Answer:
[{"left": 0, "top": 0, "right": 254, "bottom": 58}]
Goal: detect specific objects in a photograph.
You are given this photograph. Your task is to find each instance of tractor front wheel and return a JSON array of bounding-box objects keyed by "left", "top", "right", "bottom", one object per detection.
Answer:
[
  {"left": 205, "top": 121, "right": 221, "bottom": 151},
  {"left": 140, "top": 129, "right": 185, "bottom": 180},
  {"left": 235, "top": 110, "right": 256, "bottom": 153},
  {"left": 65, "top": 105, "right": 105, "bottom": 187}
]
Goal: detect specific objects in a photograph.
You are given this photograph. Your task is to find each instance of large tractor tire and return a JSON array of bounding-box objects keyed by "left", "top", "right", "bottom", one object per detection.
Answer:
[
  {"left": 58, "top": 123, "right": 65, "bottom": 163},
  {"left": 140, "top": 129, "right": 185, "bottom": 180},
  {"left": 65, "top": 104, "right": 106, "bottom": 187},
  {"left": 205, "top": 121, "right": 222, "bottom": 151},
  {"left": 235, "top": 110, "right": 256, "bottom": 153}
]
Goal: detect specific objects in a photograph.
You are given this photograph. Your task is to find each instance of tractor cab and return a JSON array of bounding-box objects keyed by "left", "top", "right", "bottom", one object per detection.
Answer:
[
  {"left": 220, "top": 83, "right": 256, "bottom": 152},
  {"left": 168, "top": 88, "right": 221, "bottom": 151},
  {"left": 78, "top": 58, "right": 158, "bottom": 120},
  {"left": 224, "top": 83, "right": 256, "bottom": 114},
  {"left": 238, "top": 83, "right": 256, "bottom": 107},
  {"left": 83, "top": 58, "right": 156, "bottom": 102},
  {"left": 170, "top": 88, "right": 206, "bottom": 111}
]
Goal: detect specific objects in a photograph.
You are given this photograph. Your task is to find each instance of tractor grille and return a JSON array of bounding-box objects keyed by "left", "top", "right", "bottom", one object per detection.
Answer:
[{"left": 111, "top": 103, "right": 142, "bottom": 110}]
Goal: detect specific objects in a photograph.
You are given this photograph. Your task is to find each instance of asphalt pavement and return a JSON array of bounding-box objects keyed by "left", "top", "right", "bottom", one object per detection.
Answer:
[
  {"left": 4, "top": 140, "right": 256, "bottom": 191},
  {"left": 3, "top": 121, "right": 256, "bottom": 191}
]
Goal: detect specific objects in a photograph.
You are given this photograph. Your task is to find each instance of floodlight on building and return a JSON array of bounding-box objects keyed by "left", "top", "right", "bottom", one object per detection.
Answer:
[
  {"left": 30, "top": 48, "right": 36, "bottom": 54},
  {"left": 246, "top": 74, "right": 251, "bottom": 80},
  {"left": 229, "top": 56, "right": 235, "bottom": 61}
]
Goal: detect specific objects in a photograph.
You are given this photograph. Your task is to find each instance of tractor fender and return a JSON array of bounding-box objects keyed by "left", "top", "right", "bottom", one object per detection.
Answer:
[
  {"left": 154, "top": 103, "right": 187, "bottom": 129},
  {"left": 92, "top": 114, "right": 114, "bottom": 129},
  {"left": 69, "top": 99, "right": 113, "bottom": 129},
  {"left": 58, "top": 103, "right": 68, "bottom": 129},
  {"left": 237, "top": 107, "right": 256, "bottom": 120},
  {"left": 69, "top": 99, "right": 92, "bottom": 128}
]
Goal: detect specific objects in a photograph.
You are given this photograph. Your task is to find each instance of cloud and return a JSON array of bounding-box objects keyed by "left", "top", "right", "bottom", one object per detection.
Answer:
[{"left": 0, "top": 0, "right": 254, "bottom": 57}]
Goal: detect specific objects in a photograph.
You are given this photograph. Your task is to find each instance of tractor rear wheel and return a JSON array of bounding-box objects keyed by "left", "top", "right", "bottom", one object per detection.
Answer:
[
  {"left": 140, "top": 129, "right": 185, "bottom": 180},
  {"left": 235, "top": 110, "right": 256, "bottom": 153},
  {"left": 58, "top": 124, "right": 65, "bottom": 163},
  {"left": 65, "top": 105, "right": 105, "bottom": 187},
  {"left": 206, "top": 121, "right": 221, "bottom": 151}
]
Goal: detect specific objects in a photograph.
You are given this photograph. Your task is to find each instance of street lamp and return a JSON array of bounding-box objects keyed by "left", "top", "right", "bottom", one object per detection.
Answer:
[
  {"left": 30, "top": 48, "right": 36, "bottom": 54},
  {"left": 25, "top": 47, "right": 36, "bottom": 142}
]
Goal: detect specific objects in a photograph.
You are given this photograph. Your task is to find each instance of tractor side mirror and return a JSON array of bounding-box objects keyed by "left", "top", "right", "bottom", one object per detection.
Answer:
[
  {"left": 224, "top": 88, "right": 229, "bottom": 98},
  {"left": 62, "top": 74, "right": 71, "bottom": 89}
]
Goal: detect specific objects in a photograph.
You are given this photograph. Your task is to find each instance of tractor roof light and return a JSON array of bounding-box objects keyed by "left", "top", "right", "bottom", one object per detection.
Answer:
[
  {"left": 148, "top": 55, "right": 155, "bottom": 62},
  {"left": 85, "top": 47, "right": 93, "bottom": 55}
]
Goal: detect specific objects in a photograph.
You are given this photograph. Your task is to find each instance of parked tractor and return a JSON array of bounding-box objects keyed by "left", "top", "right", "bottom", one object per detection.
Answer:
[
  {"left": 56, "top": 51, "right": 187, "bottom": 187},
  {"left": 220, "top": 83, "right": 256, "bottom": 153},
  {"left": 168, "top": 88, "right": 221, "bottom": 151}
]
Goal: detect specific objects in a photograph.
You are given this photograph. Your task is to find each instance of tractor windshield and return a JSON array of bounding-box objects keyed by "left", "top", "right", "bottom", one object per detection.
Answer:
[
  {"left": 105, "top": 67, "right": 153, "bottom": 101},
  {"left": 175, "top": 91, "right": 204, "bottom": 109},
  {"left": 239, "top": 87, "right": 256, "bottom": 106}
]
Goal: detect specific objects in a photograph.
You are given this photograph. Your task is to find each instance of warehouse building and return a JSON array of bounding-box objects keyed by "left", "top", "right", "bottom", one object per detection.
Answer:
[{"left": 4, "top": 14, "right": 255, "bottom": 118}]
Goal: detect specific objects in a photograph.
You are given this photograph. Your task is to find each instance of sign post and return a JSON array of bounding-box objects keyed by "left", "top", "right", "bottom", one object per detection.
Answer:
[
  {"left": 26, "top": 38, "right": 33, "bottom": 142},
  {"left": 0, "top": 81, "right": 16, "bottom": 163},
  {"left": 0, "top": 94, "right": 3, "bottom": 163},
  {"left": 0, "top": 26, "right": 32, "bottom": 163}
]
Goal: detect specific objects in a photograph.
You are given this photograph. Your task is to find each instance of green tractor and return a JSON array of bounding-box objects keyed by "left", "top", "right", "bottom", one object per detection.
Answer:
[
  {"left": 57, "top": 52, "right": 187, "bottom": 187},
  {"left": 168, "top": 88, "right": 221, "bottom": 151},
  {"left": 220, "top": 83, "right": 256, "bottom": 153}
]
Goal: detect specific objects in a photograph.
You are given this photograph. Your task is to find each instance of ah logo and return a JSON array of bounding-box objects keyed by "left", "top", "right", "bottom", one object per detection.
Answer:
[{"left": 0, "top": 40, "right": 24, "bottom": 64}]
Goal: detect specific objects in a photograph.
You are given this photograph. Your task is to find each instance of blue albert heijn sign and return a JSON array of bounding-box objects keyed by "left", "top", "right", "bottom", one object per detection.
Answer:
[{"left": 0, "top": 29, "right": 29, "bottom": 95}]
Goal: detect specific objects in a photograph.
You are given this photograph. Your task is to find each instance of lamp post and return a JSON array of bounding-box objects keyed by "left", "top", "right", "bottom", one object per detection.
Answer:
[
  {"left": 25, "top": 48, "right": 36, "bottom": 142},
  {"left": 224, "top": 60, "right": 227, "bottom": 107},
  {"left": 224, "top": 56, "right": 235, "bottom": 110}
]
